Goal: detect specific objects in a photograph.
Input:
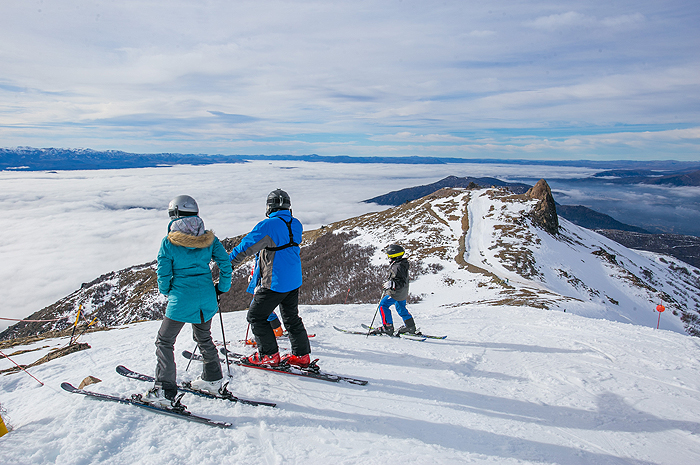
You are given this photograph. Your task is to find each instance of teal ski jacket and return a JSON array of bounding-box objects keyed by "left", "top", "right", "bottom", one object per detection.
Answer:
[{"left": 157, "top": 218, "right": 232, "bottom": 324}]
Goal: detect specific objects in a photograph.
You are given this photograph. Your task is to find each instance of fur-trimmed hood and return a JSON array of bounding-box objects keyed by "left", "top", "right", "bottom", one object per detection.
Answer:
[{"left": 167, "top": 230, "right": 215, "bottom": 248}]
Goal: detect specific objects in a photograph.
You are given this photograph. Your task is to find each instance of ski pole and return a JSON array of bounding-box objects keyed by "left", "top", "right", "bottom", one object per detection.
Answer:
[
  {"left": 69, "top": 305, "right": 82, "bottom": 345},
  {"left": 218, "top": 295, "right": 232, "bottom": 377},
  {"left": 185, "top": 343, "right": 198, "bottom": 372},
  {"left": 366, "top": 292, "right": 384, "bottom": 338},
  {"left": 71, "top": 317, "right": 98, "bottom": 345}
]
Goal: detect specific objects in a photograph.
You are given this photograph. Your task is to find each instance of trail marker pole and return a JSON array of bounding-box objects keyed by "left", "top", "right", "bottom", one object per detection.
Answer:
[
  {"left": 69, "top": 305, "right": 82, "bottom": 345},
  {"left": 656, "top": 304, "right": 665, "bottom": 329}
]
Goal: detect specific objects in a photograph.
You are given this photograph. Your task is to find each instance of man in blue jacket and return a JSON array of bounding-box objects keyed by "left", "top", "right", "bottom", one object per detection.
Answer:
[
  {"left": 142, "top": 195, "right": 232, "bottom": 407},
  {"left": 229, "top": 189, "right": 311, "bottom": 367}
]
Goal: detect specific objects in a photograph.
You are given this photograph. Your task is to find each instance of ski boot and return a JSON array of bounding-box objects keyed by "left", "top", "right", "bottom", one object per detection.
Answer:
[
  {"left": 189, "top": 376, "right": 223, "bottom": 395},
  {"left": 270, "top": 317, "right": 284, "bottom": 337},
  {"left": 243, "top": 351, "right": 281, "bottom": 367},
  {"left": 396, "top": 318, "right": 417, "bottom": 335},
  {"left": 280, "top": 353, "right": 311, "bottom": 368},
  {"left": 369, "top": 323, "right": 394, "bottom": 336},
  {"left": 139, "top": 386, "right": 184, "bottom": 409}
]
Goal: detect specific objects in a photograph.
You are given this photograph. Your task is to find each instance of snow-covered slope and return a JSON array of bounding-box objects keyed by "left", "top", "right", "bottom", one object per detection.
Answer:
[
  {"left": 2, "top": 303, "right": 700, "bottom": 464},
  {"left": 331, "top": 186, "right": 699, "bottom": 335}
]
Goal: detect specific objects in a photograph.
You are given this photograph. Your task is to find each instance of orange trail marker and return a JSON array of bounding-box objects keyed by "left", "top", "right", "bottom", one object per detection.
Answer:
[{"left": 656, "top": 304, "right": 665, "bottom": 329}]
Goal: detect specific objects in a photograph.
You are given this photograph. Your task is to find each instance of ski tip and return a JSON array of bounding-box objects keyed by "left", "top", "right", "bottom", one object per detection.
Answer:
[{"left": 61, "top": 382, "right": 78, "bottom": 392}]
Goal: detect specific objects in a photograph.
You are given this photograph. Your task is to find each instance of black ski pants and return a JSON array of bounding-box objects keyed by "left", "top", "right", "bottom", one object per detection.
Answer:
[
  {"left": 247, "top": 287, "right": 310, "bottom": 357},
  {"left": 155, "top": 317, "right": 222, "bottom": 396}
]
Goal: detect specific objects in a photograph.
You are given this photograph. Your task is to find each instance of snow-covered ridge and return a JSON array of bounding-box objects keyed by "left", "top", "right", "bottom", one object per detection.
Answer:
[{"left": 323, "top": 185, "right": 700, "bottom": 335}]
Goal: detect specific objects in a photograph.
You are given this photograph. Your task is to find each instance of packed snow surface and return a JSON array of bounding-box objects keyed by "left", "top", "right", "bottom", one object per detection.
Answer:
[{"left": 2, "top": 299, "right": 700, "bottom": 465}]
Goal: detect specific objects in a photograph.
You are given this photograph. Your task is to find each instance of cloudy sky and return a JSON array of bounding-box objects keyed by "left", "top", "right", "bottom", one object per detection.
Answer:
[{"left": 1, "top": 0, "right": 698, "bottom": 160}]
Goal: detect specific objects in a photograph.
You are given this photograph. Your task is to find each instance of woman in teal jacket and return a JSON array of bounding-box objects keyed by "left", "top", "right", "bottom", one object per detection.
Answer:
[{"left": 141, "top": 195, "right": 232, "bottom": 408}]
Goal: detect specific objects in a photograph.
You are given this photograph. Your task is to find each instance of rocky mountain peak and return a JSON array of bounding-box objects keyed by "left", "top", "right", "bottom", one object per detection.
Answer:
[{"left": 525, "top": 179, "right": 559, "bottom": 235}]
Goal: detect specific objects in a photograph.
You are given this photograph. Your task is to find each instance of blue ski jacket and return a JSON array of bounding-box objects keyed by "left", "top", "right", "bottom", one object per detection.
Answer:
[
  {"left": 157, "top": 218, "right": 232, "bottom": 324},
  {"left": 229, "top": 209, "right": 302, "bottom": 293}
]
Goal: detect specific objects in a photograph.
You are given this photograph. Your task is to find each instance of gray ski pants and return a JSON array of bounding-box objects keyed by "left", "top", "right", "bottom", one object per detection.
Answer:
[{"left": 154, "top": 317, "right": 222, "bottom": 395}]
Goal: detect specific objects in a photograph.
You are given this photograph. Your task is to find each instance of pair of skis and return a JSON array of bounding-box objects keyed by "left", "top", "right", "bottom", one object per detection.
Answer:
[
  {"left": 63, "top": 323, "right": 440, "bottom": 426},
  {"left": 183, "top": 349, "right": 369, "bottom": 386},
  {"left": 115, "top": 365, "right": 276, "bottom": 407},
  {"left": 333, "top": 325, "right": 447, "bottom": 341},
  {"left": 62, "top": 364, "right": 278, "bottom": 428},
  {"left": 61, "top": 381, "right": 234, "bottom": 428}
]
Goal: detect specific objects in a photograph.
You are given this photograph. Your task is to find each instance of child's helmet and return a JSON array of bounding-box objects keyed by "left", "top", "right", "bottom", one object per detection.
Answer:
[
  {"left": 383, "top": 244, "right": 405, "bottom": 258},
  {"left": 266, "top": 189, "right": 291, "bottom": 217},
  {"left": 168, "top": 195, "right": 199, "bottom": 218}
]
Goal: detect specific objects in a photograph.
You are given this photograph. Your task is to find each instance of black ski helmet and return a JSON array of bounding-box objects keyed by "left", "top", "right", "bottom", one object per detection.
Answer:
[
  {"left": 266, "top": 189, "right": 291, "bottom": 217},
  {"left": 383, "top": 244, "right": 405, "bottom": 259},
  {"left": 168, "top": 195, "right": 199, "bottom": 218}
]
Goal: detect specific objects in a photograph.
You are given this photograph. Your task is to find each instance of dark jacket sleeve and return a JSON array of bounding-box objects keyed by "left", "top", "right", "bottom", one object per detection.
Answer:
[{"left": 387, "top": 258, "right": 409, "bottom": 300}]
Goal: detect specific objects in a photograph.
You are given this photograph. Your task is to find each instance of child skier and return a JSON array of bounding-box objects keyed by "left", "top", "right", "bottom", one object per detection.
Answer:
[{"left": 369, "top": 244, "right": 417, "bottom": 336}]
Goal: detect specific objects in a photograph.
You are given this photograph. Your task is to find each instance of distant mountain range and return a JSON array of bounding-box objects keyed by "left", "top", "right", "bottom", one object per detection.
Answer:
[
  {"left": 2, "top": 147, "right": 700, "bottom": 173},
  {"left": 583, "top": 168, "right": 700, "bottom": 187},
  {"left": 548, "top": 205, "right": 650, "bottom": 233},
  {"left": 363, "top": 175, "right": 532, "bottom": 203},
  {"left": 0, "top": 147, "right": 246, "bottom": 171}
]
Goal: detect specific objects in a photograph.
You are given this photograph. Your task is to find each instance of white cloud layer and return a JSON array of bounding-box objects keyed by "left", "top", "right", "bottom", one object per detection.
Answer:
[{"left": 0, "top": 0, "right": 698, "bottom": 159}]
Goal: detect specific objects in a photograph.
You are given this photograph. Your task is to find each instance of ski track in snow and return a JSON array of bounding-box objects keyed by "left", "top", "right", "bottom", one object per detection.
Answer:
[{"left": 2, "top": 302, "right": 700, "bottom": 465}]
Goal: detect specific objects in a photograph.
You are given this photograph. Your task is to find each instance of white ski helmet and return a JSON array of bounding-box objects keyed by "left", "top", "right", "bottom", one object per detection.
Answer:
[{"left": 168, "top": 195, "right": 199, "bottom": 218}]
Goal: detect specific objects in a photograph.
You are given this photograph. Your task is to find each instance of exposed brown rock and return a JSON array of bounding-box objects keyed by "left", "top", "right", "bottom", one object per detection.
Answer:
[{"left": 525, "top": 179, "right": 559, "bottom": 235}]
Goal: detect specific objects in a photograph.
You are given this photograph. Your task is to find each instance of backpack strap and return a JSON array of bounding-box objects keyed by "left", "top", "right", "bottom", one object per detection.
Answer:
[{"left": 265, "top": 217, "right": 300, "bottom": 251}]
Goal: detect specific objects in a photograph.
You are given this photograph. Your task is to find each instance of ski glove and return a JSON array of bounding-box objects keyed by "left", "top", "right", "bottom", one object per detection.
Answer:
[
  {"left": 215, "top": 284, "right": 226, "bottom": 296},
  {"left": 382, "top": 280, "right": 393, "bottom": 290}
]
